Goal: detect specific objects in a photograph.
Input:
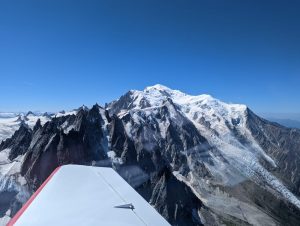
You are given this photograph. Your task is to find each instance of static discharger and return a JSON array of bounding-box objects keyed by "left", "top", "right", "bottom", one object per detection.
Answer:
[{"left": 114, "top": 203, "right": 135, "bottom": 210}]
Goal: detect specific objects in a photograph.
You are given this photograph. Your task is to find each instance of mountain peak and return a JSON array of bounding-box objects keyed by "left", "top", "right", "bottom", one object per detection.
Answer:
[
  {"left": 26, "top": 111, "right": 35, "bottom": 116},
  {"left": 145, "top": 84, "right": 172, "bottom": 91},
  {"left": 143, "top": 84, "right": 185, "bottom": 97},
  {"left": 138, "top": 85, "right": 245, "bottom": 110},
  {"left": 142, "top": 84, "right": 216, "bottom": 102},
  {"left": 109, "top": 85, "right": 248, "bottom": 133},
  {"left": 111, "top": 84, "right": 248, "bottom": 119}
]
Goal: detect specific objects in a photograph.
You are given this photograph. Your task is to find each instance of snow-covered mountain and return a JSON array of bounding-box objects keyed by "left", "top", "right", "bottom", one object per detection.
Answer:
[
  {"left": 1, "top": 85, "right": 300, "bottom": 226},
  {"left": 0, "top": 112, "right": 47, "bottom": 142},
  {"left": 0, "top": 110, "right": 82, "bottom": 142}
]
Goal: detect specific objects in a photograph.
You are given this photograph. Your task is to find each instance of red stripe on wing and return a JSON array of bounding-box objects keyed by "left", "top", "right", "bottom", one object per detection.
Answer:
[{"left": 7, "top": 166, "right": 62, "bottom": 226}]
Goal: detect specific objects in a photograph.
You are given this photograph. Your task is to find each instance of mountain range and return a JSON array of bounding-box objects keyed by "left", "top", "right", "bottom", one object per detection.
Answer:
[
  {"left": 264, "top": 118, "right": 300, "bottom": 129},
  {"left": 0, "top": 84, "right": 300, "bottom": 226}
]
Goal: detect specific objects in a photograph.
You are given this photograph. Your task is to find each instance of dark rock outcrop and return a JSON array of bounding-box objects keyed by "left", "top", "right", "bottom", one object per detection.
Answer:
[
  {"left": 137, "top": 167, "right": 203, "bottom": 226},
  {"left": 0, "top": 123, "right": 32, "bottom": 160},
  {"left": 18, "top": 105, "right": 108, "bottom": 190}
]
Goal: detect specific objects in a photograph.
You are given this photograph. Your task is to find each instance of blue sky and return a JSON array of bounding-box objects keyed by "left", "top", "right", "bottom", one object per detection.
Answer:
[{"left": 0, "top": 0, "right": 299, "bottom": 114}]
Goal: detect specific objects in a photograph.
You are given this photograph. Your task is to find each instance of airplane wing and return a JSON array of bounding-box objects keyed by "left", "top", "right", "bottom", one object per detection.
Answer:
[{"left": 8, "top": 165, "right": 171, "bottom": 226}]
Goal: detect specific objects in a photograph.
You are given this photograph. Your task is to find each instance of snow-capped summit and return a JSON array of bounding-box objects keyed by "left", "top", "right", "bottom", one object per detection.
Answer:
[
  {"left": 144, "top": 84, "right": 172, "bottom": 91},
  {"left": 113, "top": 84, "right": 248, "bottom": 130},
  {"left": 131, "top": 84, "right": 246, "bottom": 110}
]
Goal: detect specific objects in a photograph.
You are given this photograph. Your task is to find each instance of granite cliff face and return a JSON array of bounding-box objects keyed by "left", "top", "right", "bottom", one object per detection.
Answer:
[
  {"left": 21, "top": 105, "right": 108, "bottom": 190},
  {"left": 1, "top": 85, "right": 300, "bottom": 226}
]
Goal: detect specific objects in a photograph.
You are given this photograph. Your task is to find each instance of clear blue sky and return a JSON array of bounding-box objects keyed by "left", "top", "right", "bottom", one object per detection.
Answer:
[{"left": 0, "top": 0, "right": 299, "bottom": 113}]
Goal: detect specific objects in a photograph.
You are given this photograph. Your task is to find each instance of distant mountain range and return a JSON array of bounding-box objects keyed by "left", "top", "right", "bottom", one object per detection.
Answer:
[
  {"left": 265, "top": 118, "right": 300, "bottom": 129},
  {"left": 1, "top": 85, "right": 300, "bottom": 226},
  {"left": 259, "top": 112, "right": 300, "bottom": 129}
]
